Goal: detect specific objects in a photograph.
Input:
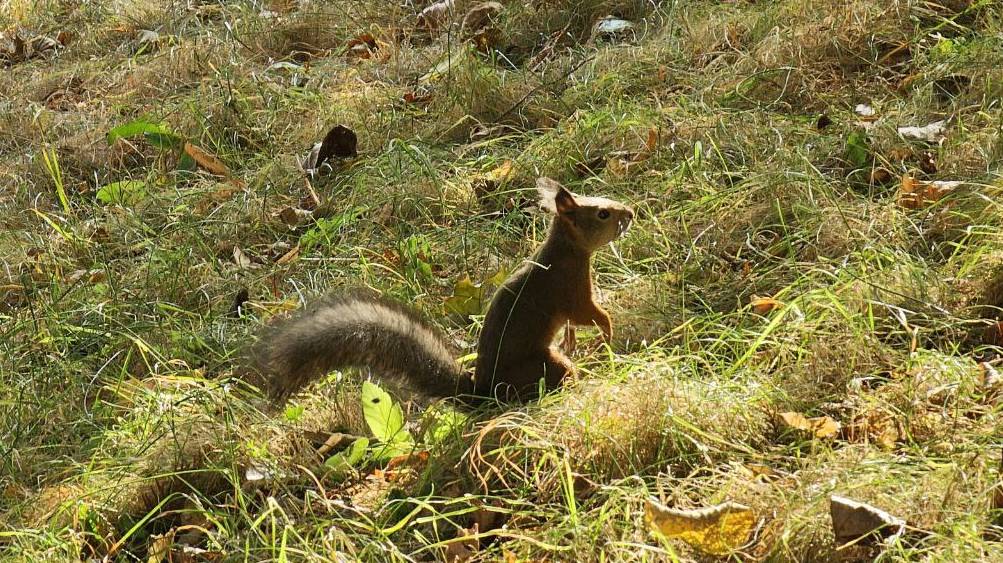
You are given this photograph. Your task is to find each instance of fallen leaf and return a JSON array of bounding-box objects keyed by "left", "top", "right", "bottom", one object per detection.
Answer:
[
  {"left": 444, "top": 275, "right": 483, "bottom": 318},
  {"left": 276, "top": 244, "right": 301, "bottom": 265},
  {"left": 593, "top": 16, "right": 636, "bottom": 42},
  {"left": 844, "top": 409, "right": 899, "bottom": 450},
  {"left": 472, "top": 160, "right": 514, "bottom": 197},
  {"left": 645, "top": 126, "right": 659, "bottom": 154},
  {"left": 461, "top": 1, "right": 503, "bottom": 34},
  {"left": 750, "top": 295, "right": 782, "bottom": 315},
  {"left": 645, "top": 498, "right": 755, "bottom": 556},
  {"left": 385, "top": 450, "right": 430, "bottom": 472},
  {"left": 869, "top": 167, "right": 893, "bottom": 185},
  {"left": 417, "top": 0, "right": 455, "bottom": 31},
  {"left": 830, "top": 495, "right": 905, "bottom": 546},
  {"left": 346, "top": 32, "right": 378, "bottom": 58},
  {"left": 233, "top": 246, "right": 253, "bottom": 269},
  {"left": 898, "top": 174, "right": 960, "bottom": 209},
  {"left": 184, "top": 143, "right": 231, "bottom": 177},
  {"left": 403, "top": 89, "right": 433, "bottom": 104},
  {"left": 898, "top": 120, "right": 947, "bottom": 143},
  {"left": 278, "top": 206, "right": 312, "bottom": 227},
  {"left": 147, "top": 529, "right": 175, "bottom": 563},
  {"left": 778, "top": 411, "right": 841, "bottom": 439},
  {"left": 316, "top": 124, "right": 358, "bottom": 168},
  {"left": 96, "top": 180, "right": 147, "bottom": 206},
  {"left": 444, "top": 525, "right": 478, "bottom": 562},
  {"left": 244, "top": 464, "right": 272, "bottom": 482},
  {"left": 444, "top": 271, "right": 505, "bottom": 319},
  {"left": 981, "top": 362, "right": 1002, "bottom": 391},
  {"left": 854, "top": 103, "right": 876, "bottom": 117},
  {"left": 230, "top": 287, "right": 249, "bottom": 318}
]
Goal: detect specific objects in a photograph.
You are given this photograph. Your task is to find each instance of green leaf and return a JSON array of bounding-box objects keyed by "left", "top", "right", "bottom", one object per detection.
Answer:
[
  {"left": 361, "top": 381, "right": 409, "bottom": 443},
  {"left": 96, "top": 180, "right": 147, "bottom": 206},
  {"left": 845, "top": 131, "right": 871, "bottom": 170},
  {"left": 107, "top": 119, "right": 182, "bottom": 148},
  {"left": 324, "top": 437, "right": 369, "bottom": 480},
  {"left": 425, "top": 407, "right": 468, "bottom": 444},
  {"left": 283, "top": 405, "right": 305, "bottom": 422},
  {"left": 145, "top": 131, "right": 183, "bottom": 150}
]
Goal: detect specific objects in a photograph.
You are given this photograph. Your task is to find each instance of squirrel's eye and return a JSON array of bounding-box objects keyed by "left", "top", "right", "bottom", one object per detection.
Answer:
[{"left": 597, "top": 209, "right": 611, "bottom": 220}]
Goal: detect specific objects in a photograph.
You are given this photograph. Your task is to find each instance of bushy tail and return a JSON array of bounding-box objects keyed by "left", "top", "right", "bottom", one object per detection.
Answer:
[{"left": 252, "top": 290, "right": 473, "bottom": 402}]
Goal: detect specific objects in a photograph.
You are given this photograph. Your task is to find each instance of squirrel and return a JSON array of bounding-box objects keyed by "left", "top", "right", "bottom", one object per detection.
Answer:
[{"left": 252, "top": 177, "right": 634, "bottom": 404}]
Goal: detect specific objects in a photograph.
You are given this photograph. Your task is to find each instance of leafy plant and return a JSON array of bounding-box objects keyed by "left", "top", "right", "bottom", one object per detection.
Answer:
[
  {"left": 96, "top": 180, "right": 147, "bottom": 206},
  {"left": 361, "top": 380, "right": 415, "bottom": 461},
  {"left": 300, "top": 208, "right": 364, "bottom": 252}
]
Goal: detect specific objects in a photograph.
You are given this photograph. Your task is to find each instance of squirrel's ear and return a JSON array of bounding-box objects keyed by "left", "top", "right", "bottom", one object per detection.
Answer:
[{"left": 536, "top": 177, "right": 577, "bottom": 214}]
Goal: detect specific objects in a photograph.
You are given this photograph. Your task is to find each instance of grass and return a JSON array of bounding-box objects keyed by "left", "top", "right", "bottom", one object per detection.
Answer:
[{"left": 2, "top": 0, "right": 1002, "bottom": 560}]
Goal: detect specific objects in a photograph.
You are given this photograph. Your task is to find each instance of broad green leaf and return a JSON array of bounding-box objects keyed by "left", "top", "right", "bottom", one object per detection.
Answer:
[
  {"left": 324, "top": 437, "right": 369, "bottom": 480},
  {"left": 283, "top": 405, "right": 305, "bottom": 422},
  {"left": 107, "top": 119, "right": 182, "bottom": 149},
  {"left": 96, "top": 180, "right": 147, "bottom": 206},
  {"left": 425, "top": 407, "right": 468, "bottom": 444},
  {"left": 361, "top": 381, "right": 411, "bottom": 444},
  {"left": 845, "top": 130, "right": 870, "bottom": 169}
]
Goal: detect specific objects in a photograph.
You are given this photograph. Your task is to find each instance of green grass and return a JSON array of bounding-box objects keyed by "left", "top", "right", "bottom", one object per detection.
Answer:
[{"left": 2, "top": 0, "right": 1002, "bottom": 560}]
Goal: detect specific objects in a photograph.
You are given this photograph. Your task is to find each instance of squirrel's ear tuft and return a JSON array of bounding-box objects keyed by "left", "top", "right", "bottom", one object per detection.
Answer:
[{"left": 536, "top": 177, "right": 576, "bottom": 214}]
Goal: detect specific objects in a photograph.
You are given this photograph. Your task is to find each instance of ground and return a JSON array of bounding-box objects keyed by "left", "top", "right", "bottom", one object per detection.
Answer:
[{"left": 1, "top": 0, "right": 1002, "bottom": 561}]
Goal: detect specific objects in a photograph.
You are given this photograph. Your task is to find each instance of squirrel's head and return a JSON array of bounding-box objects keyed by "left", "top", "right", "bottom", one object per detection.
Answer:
[{"left": 537, "top": 177, "right": 634, "bottom": 252}]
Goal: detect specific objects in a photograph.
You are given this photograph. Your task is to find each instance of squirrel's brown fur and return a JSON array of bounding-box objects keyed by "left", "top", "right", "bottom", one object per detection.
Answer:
[{"left": 252, "top": 177, "right": 634, "bottom": 404}]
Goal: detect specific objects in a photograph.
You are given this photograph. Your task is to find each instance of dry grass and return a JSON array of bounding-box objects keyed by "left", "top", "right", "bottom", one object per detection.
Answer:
[{"left": 2, "top": 0, "right": 1003, "bottom": 561}]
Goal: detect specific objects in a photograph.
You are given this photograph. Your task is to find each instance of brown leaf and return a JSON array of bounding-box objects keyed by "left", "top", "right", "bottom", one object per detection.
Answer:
[
  {"left": 645, "top": 126, "right": 659, "bottom": 154},
  {"left": 184, "top": 143, "right": 231, "bottom": 177},
  {"left": 230, "top": 287, "right": 249, "bottom": 318},
  {"left": 461, "top": 1, "right": 504, "bottom": 34},
  {"left": 829, "top": 495, "right": 905, "bottom": 546},
  {"left": 278, "top": 206, "right": 311, "bottom": 227},
  {"left": 403, "top": 90, "right": 433, "bottom": 104},
  {"left": 385, "top": 450, "right": 430, "bottom": 473},
  {"left": 316, "top": 124, "right": 358, "bottom": 167},
  {"left": 417, "top": 0, "right": 455, "bottom": 31},
  {"left": 232, "top": 246, "right": 253, "bottom": 269},
  {"left": 444, "top": 525, "right": 478, "bottom": 562},
  {"left": 750, "top": 295, "right": 782, "bottom": 315},
  {"left": 778, "top": 411, "right": 840, "bottom": 439},
  {"left": 346, "top": 32, "right": 378, "bottom": 58},
  {"left": 275, "top": 244, "right": 300, "bottom": 265},
  {"left": 869, "top": 167, "right": 892, "bottom": 185},
  {"left": 898, "top": 174, "right": 960, "bottom": 209}
]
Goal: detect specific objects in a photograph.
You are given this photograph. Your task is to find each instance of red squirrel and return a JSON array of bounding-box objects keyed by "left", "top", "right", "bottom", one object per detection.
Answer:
[{"left": 253, "top": 177, "right": 634, "bottom": 403}]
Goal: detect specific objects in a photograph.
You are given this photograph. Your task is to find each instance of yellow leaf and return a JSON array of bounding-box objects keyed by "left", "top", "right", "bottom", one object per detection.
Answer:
[
  {"left": 147, "top": 529, "right": 174, "bottom": 563},
  {"left": 444, "top": 275, "right": 482, "bottom": 317},
  {"left": 778, "top": 411, "right": 841, "bottom": 439},
  {"left": 645, "top": 498, "right": 754, "bottom": 556},
  {"left": 472, "top": 159, "right": 514, "bottom": 197}
]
